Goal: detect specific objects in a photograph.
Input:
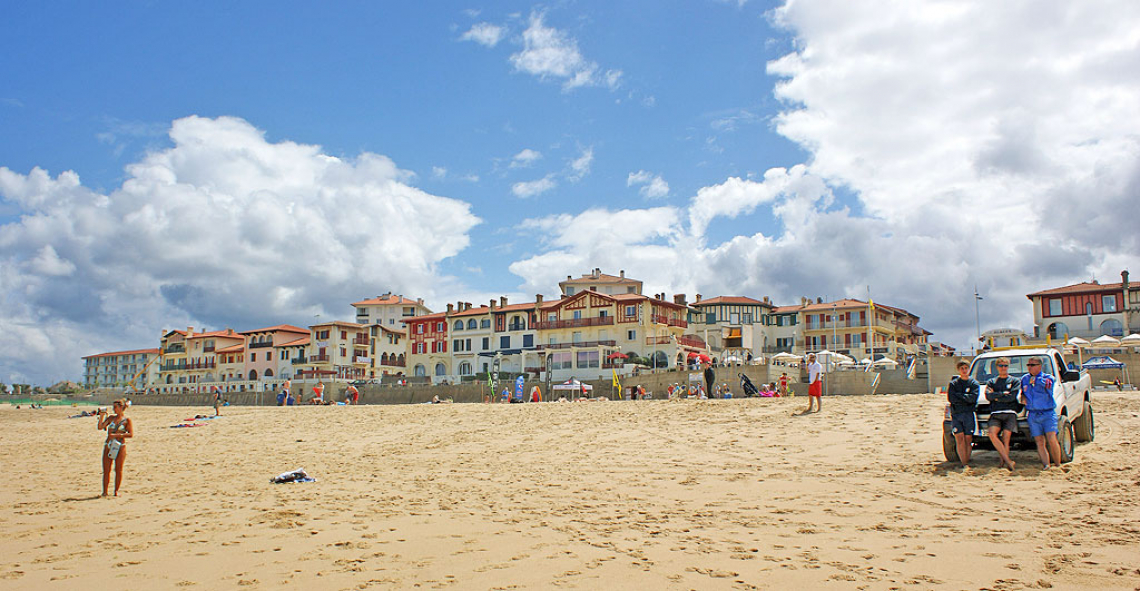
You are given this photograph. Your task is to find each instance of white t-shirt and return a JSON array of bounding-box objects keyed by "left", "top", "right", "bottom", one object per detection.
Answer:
[{"left": 808, "top": 361, "right": 823, "bottom": 384}]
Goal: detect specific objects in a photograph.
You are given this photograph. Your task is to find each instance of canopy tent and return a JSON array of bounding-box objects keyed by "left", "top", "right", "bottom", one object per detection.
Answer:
[
  {"left": 859, "top": 358, "right": 873, "bottom": 364},
  {"left": 815, "top": 350, "right": 854, "bottom": 364},
  {"left": 1120, "top": 333, "right": 1140, "bottom": 345},
  {"left": 552, "top": 379, "right": 594, "bottom": 396},
  {"left": 872, "top": 357, "right": 899, "bottom": 367},
  {"left": 722, "top": 355, "right": 743, "bottom": 364},
  {"left": 1067, "top": 336, "right": 1090, "bottom": 346},
  {"left": 1083, "top": 356, "right": 1124, "bottom": 369},
  {"left": 772, "top": 352, "right": 801, "bottom": 361}
]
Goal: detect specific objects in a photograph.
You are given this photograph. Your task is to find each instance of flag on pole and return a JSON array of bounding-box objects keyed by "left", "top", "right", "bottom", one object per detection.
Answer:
[{"left": 612, "top": 368, "right": 621, "bottom": 391}]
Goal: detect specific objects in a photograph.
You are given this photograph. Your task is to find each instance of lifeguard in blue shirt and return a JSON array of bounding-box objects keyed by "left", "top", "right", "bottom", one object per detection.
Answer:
[{"left": 1019, "top": 357, "right": 1062, "bottom": 470}]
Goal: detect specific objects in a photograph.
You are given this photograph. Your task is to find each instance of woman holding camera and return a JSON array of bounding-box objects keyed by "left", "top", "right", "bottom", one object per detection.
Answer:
[{"left": 97, "top": 399, "right": 133, "bottom": 496}]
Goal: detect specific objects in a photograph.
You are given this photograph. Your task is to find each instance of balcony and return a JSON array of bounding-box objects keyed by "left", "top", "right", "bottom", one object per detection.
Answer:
[
  {"left": 652, "top": 314, "right": 688, "bottom": 328},
  {"left": 507, "top": 322, "right": 527, "bottom": 331},
  {"left": 248, "top": 341, "right": 273, "bottom": 349},
  {"left": 310, "top": 354, "right": 330, "bottom": 363},
  {"left": 290, "top": 357, "right": 308, "bottom": 365},
  {"left": 353, "top": 336, "right": 370, "bottom": 346},
  {"left": 203, "top": 346, "right": 215, "bottom": 353},
  {"left": 537, "top": 339, "right": 617, "bottom": 350},
  {"left": 163, "top": 344, "right": 185, "bottom": 354},
  {"left": 534, "top": 316, "right": 614, "bottom": 330}
]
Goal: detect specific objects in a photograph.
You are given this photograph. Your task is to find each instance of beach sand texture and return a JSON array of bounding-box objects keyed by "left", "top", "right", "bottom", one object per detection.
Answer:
[{"left": 2, "top": 394, "right": 1139, "bottom": 590}]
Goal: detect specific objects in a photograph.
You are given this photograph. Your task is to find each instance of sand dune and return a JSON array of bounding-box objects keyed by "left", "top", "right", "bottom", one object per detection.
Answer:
[{"left": 2, "top": 393, "right": 1139, "bottom": 589}]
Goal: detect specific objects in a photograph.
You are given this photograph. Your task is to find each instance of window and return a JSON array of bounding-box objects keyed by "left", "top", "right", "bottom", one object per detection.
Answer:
[
  {"left": 416, "top": 324, "right": 424, "bottom": 334},
  {"left": 548, "top": 313, "right": 557, "bottom": 322},
  {"left": 480, "top": 319, "right": 490, "bottom": 328},
  {"left": 742, "top": 313, "right": 753, "bottom": 324},
  {"left": 576, "top": 351, "right": 599, "bottom": 368},
  {"left": 500, "top": 336, "right": 510, "bottom": 349},
  {"left": 341, "top": 331, "right": 347, "bottom": 340},
  {"left": 550, "top": 352, "right": 572, "bottom": 369},
  {"left": 454, "top": 320, "right": 464, "bottom": 331},
  {"left": 436, "top": 322, "right": 444, "bottom": 331},
  {"left": 459, "top": 362, "right": 472, "bottom": 375},
  {"left": 1048, "top": 299, "right": 1062, "bottom": 316},
  {"left": 251, "top": 353, "right": 256, "bottom": 362},
  {"left": 625, "top": 305, "right": 636, "bottom": 316},
  {"left": 627, "top": 329, "right": 636, "bottom": 340},
  {"left": 435, "top": 363, "right": 446, "bottom": 376},
  {"left": 523, "top": 334, "right": 534, "bottom": 348},
  {"left": 705, "top": 312, "right": 715, "bottom": 324},
  {"left": 1103, "top": 295, "right": 1117, "bottom": 312},
  {"left": 482, "top": 337, "right": 489, "bottom": 350},
  {"left": 572, "top": 332, "right": 583, "bottom": 343},
  {"left": 730, "top": 313, "right": 740, "bottom": 324},
  {"left": 468, "top": 319, "right": 477, "bottom": 329},
  {"left": 414, "top": 364, "right": 426, "bottom": 376},
  {"left": 340, "top": 347, "right": 346, "bottom": 357},
  {"left": 1100, "top": 318, "right": 1123, "bottom": 337},
  {"left": 627, "top": 286, "right": 636, "bottom": 293},
  {"left": 573, "top": 310, "right": 582, "bottom": 320},
  {"left": 452, "top": 339, "right": 461, "bottom": 351},
  {"left": 599, "top": 309, "right": 608, "bottom": 318},
  {"left": 566, "top": 287, "right": 575, "bottom": 295}
]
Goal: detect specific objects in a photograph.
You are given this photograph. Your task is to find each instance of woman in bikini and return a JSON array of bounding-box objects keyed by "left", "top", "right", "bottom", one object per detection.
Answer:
[{"left": 97, "top": 399, "right": 133, "bottom": 496}]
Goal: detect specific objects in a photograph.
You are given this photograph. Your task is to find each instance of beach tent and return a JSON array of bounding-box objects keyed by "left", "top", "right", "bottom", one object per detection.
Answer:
[
  {"left": 872, "top": 357, "right": 899, "bottom": 367},
  {"left": 1083, "top": 356, "right": 1128, "bottom": 386},
  {"left": 1091, "top": 335, "right": 1121, "bottom": 347},
  {"left": 553, "top": 379, "right": 593, "bottom": 393},
  {"left": 772, "top": 352, "right": 800, "bottom": 360},
  {"left": 1120, "top": 333, "right": 1140, "bottom": 346},
  {"left": 1067, "top": 336, "right": 1090, "bottom": 346}
]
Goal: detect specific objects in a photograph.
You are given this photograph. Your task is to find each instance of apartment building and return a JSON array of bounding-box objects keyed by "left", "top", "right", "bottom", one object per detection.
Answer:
[
  {"left": 275, "top": 335, "right": 309, "bottom": 380},
  {"left": 797, "top": 298, "right": 929, "bottom": 359},
  {"left": 352, "top": 293, "right": 431, "bottom": 327},
  {"left": 155, "top": 327, "right": 244, "bottom": 392},
  {"left": 689, "top": 295, "right": 775, "bottom": 360},
  {"left": 82, "top": 348, "right": 160, "bottom": 390},
  {"left": 240, "top": 324, "right": 309, "bottom": 381},
  {"left": 369, "top": 324, "right": 407, "bottom": 377},
  {"left": 295, "top": 321, "right": 370, "bottom": 381},
  {"left": 1027, "top": 270, "right": 1139, "bottom": 340},
  {"left": 559, "top": 268, "right": 642, "bottom": 296},
  {"left": 404, "top": 312, "right": 451, "bottom": 378}
]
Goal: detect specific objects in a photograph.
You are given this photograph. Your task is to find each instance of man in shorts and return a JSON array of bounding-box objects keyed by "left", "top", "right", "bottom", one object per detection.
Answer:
[
  {"left": 803, "top": 353, "right": 823, "bottom": 413},
  {"left": 985, "top": 357, "right": 1021, "bottom": 471},
  {"left": 946, "top": 360, "right": 981, "bottom": 467},
  {"left": 1020, "top": 357, "right": 1062, "bottom": 470}
]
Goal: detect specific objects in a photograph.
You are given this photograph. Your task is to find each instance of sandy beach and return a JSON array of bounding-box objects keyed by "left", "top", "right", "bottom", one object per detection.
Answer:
[{"left": 2, "top": 393, "right": 1139, "bottom": 590}]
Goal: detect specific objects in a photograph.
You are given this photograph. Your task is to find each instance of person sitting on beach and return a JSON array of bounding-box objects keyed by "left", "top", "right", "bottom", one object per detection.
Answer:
[
  {"left": 947, "top": 360, "right": 981, "bottom": 467},
  {"left": 96, "top": 399, "right": 133, "bottom": 497},
  {"left": 432, "top": 394, "right": 441, "bottom": 404},
  {"left": 531, "top": 386, "right": 541, "bottom": 403},
  {"left": 312, "top": 381, "right": 325, "bottom": 404}
]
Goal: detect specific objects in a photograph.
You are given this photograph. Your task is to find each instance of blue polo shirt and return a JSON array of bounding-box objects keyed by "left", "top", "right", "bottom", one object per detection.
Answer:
[{"left": 1019, "top": 372, "right": 1055, "bottom": 412}]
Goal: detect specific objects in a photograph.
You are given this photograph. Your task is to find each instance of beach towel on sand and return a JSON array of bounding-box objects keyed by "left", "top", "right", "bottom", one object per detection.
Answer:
[
  {"left": 271, "top": 468, "right": 316, "bottom": 484},
  {"left": 170, "top": 423, "right": 205, "bottom": 428}
]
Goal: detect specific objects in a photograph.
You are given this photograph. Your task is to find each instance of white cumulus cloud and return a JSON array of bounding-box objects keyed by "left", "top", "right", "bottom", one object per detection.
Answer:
[
  {"left": 509, "top": 148, "right": 542, "bottom": 168},
  {"left": 567, "top": 147, "right": 594, "bottom": 181},
  {"left": 0, "top": 115, "right": 481, "bottom": 384},
  {"left": 511, "top": 175, "right": 557, "bottom": 198},
  {"left": 627, "top": 170, "right": 670, "bottom": 200},
  {"left": 509, "top": 12, "right": 620, "bottom": 91},
  {"left": 460, "top": 22, "right": 505, "bottom": 47}
]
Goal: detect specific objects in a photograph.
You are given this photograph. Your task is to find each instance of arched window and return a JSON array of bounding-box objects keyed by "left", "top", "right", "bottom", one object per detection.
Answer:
[
  {"left": 264, "top": 369, "right": 273, "bottom": 377},
  {"left": 397, "top": 354, "right": 405, "bottom": 366},
  {"left": 435, "top": 363, "right": 446, "bottom": 376},
  {"left": 467, "top": 319, "right": 477, "bottom": 329},
  {"left": 454, "top": 320, "right": 464, "bottom": 331},
  {"left": 459, "top": 362, "right": 472, "bottom": 375},
  {"left": 1100, "top": 318, "right": 1123, "bottom": 337},
  {"left": 381, "top": 352, "right": 389, "bottom": 365},
  {"left": 248, "top": 369, "right": 258, "bottom": 381},
  {"left": 1048, "top": 322, "right": 1070, "bottom": 340},
  {"left": 414, "top": 364, "right": 426, "bottom": 377}
]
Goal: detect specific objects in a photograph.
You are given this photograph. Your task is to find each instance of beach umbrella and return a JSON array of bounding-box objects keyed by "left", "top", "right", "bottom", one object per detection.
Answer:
[
  {"left": 859, "top": 358, "right": 873, "bottom": 364},
  {"left": 872, "top": 358, "right": 899, "bottom": 367},
  {"left": 606, "top": 352, "right": 628, "bottom": 360},
  {"left": 1091, "top": 335, "right": 1120, "bottom": 346},
  {"left": 1120, "top": 333, "right": 1140, "bottom": 345},
  {"left": 772, "top": 352, "right": 800, "bottom": 360},
  {"left": 1067, "top": 336, "right": 1090, "bottom": 346}
]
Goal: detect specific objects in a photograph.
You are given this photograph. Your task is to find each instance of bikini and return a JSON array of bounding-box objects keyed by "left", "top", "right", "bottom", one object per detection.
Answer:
[{"left": 105, "top": 416, "right": 128, "bottom": 459}]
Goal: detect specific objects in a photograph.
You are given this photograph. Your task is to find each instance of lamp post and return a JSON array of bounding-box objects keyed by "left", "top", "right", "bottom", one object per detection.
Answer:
[{"left": 974, "top": 286, "right": 984, "bottom": 354}]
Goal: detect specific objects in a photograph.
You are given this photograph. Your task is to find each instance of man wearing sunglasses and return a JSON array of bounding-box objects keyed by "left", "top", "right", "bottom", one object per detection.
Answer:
[
  {"left": 1020, "top": 357, "right": 1062, "bottom": 469},
  {"left": 985, "top": 357, "right": 1021, "bottom": 471}
]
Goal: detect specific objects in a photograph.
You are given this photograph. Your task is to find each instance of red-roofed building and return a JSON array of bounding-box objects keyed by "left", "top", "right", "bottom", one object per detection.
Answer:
[
  {"left": 559, "top": 268, "right": 642, "bottom": 297},
  {"left": 1027, "top": 270, "right": 1138, "bottom": 340},
  {"left": 351, "top": 292, "right": 431, "bottom": 327},
  {"left": 240, "top": 324, "right": 309, "bottom": 382},
  {"left": 690, "top": 294, "right": 775, "bottom": 360}
]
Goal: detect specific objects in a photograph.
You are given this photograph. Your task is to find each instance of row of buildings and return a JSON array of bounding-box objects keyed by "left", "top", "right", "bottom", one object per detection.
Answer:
[{"left": 83, "top": 269, "right": 940, "bottom": 393}]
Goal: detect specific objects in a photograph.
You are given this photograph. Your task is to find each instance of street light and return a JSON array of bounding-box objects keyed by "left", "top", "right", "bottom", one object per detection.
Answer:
[{"left": 974, "top": 286, "right": 984, "bottom": 353}]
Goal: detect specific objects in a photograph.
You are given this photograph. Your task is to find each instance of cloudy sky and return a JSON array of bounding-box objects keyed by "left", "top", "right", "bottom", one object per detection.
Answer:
[{"left": 2, "top": 1, "right": 1138, "bottom": 384}]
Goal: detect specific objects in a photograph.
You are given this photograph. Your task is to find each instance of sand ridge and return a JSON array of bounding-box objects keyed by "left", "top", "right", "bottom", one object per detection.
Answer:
[{"left": 1, "top": 394, "right": 1139, "bottom": 589}]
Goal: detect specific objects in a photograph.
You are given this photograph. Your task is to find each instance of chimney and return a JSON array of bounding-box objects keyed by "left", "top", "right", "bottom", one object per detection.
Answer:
[
  {"left": 490, "top": 299, "right": 496, "bottom": 310},
  {"left": 535, "top": 294, "right": 544, "bottom": 305},
  {"left": 447, "top": 303, "right": 454, "bottom": 314},
  {"left": 695, "top": 294, "right": 702, "bottom": 303},
  {"left": 763, "top": 296, "right": 770, "bottom": 304},
  {"left": 620, "top": 270, "right": 625, "bottom": 278},
  {"left": 673, "top": 294, "right": 687, "bottom": 305},
  {"left": 227, "top": 328, "right": 233, "bottom": 335},
  {"left": 417, "top": 298, "right": 423, "bottom": 305},
  {"left": 593, "top": 268, "right": 600, "bottom": 278},
  {"left": 187, "top": 326, "right": 194, "bottom": 335},
  {"left": 500, "top": 296, "right": 508, "bottom": 307},
  {"left": 567, "top": 275, "right": 572, "bottom": 281}
]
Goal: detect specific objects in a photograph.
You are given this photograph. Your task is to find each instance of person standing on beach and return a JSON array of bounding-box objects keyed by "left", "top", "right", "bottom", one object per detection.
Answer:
[
  {"left": 802, "top": 353, "right": 823, "bottom": 413},
  {"left": 346, "top": 384, "right": 359, "bottom": 405},
  {"left": 779, "top": 372, "right": 789, "bottom": 397},
  {"left": 96, "top": 399, "right": 133, "bottom": 497},
  {"left": 703, "top": 362, "right": 715, "bottom": 396},
  {"left": 211, "top": 386, "right": 223, "bottom": 416},
  {"left": 947, "top": 360, "right": 981, "bottom": 467},
  {"left": 985, "top": 357, "right": 1021, "bottom": 471},
  {"left": 1020, "top": 357, "right": 1062, "bottom": 470},
  {"left": 312, "top": 381, "right": 325, "bottom": 404}
]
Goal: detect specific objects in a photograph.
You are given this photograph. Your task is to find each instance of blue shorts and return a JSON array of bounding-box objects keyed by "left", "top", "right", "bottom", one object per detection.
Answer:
[
  {"left": 1027, "top": 409, "right": 1058, "bottom": 437},
  {"left": 950, "top": 412, "right": 977, "bottom": 435}
]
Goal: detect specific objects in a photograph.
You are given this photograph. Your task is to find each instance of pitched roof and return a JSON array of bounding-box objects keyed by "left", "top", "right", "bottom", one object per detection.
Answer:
[
  {"left": 403, "top": 312, "right": 448, "bottom": 323},
  {"left": 561, "top": 272, "right": 640, "bottom": 285},
  {"left": 187, "top": 330, "right": 244, "bottom": 340},
  {"left": 375, "top": 325, "right": 407, "bottom": 335},
  {"left": 351, "top": 294, "right": 424, "bottom": 307},
  {"left": 311, "top": 320, "right": 368, "bottom": 329},
  {"left": 1027, "top": 280, "right": 1139, "bottom": 298},
  {"left": 692, "top": 296, "right": 771, "bottom": 307},
  {"left": 275, "top": 336, "right": 310, "bottom": 347},
  {"left": 83, "top": 348, "right": 160, "bottom": 359},
  {"left": 239, "top": 324, "right": 308, "bottom": 335},
  {"left": 216, "top": 344, "right": 245, "bottom": 354}
]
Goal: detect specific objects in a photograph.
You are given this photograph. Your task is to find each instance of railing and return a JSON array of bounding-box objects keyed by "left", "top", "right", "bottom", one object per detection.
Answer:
[
  {"left": 164, "top": 360, "right": 215, "bottom": 371},
  {"left": 291, "top": 357, "right": 308, "bottom": 365},
  {"left": 353, "top": 336, "right": 369, "bottom": 346},
  {"left": 163, "top": 345, "right": 185, "bottom": 354},
  {"left": 651, "top": 314, "right": 688, "bottom": 328},
  {"left": 310, "top": 354, "right": 330, "bottom": 363},
  {"left": 377, "top": 359, "right": 405, "bottom": 367},
  {"left": 203, "top": 346, "right": 215, "bottom": 353},
  {"left": 533, "top": 317, "right": 614, "bottom": 330},
  {"left": 507, "top": 323, "right": 527, "bottom": 331},
  {"left": 249, "top": 341, "right": 273, "bottom": 349},
  {"left": 537, "top": 339, "right": 616, "bottom": 350},
  {"left": 601, "top": 362, "right": 623, "bottom": 369}
]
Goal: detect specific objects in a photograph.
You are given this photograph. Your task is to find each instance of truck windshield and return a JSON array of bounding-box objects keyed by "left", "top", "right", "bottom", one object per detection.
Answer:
[{"left": 972, "top": 356, "right": 1056, "bottom": 383}]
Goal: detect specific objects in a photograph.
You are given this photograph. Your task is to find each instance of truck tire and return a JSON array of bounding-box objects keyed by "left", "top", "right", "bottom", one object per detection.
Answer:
[
  {"left": 1074, "top": 400, "right": 1095, "bottom": 442},
  {"left": 1057, "top": 417, "right": 1075, "bottom": 464},
  {"left": 942, "top": 428, "right": 959, "bottom": 463}
]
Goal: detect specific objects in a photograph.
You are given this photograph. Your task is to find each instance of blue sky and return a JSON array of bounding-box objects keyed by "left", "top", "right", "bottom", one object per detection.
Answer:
[{"left": 3, "top": 1, "right": 1139, "bottom": 384}]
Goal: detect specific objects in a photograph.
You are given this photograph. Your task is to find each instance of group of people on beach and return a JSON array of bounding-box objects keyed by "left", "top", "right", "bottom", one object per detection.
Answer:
[{"left": 947, "top": 356, "right": 1063, "bottom": 471}]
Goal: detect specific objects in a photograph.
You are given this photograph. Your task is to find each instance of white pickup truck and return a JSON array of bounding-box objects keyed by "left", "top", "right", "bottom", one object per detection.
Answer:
[{"left": 942, "top": 348, "right": 1093, "bottom": 463}]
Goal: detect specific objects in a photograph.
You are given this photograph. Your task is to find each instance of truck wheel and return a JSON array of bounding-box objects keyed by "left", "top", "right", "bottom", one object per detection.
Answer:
[
  {"left": 1074, "top": 401, "right": 1095, "bottom": 442},
  {"left": 942, "top": 428, "right": 959, "bottom": 463},
  {"left": 1057, "top": 417, "right": 1075, "bottom": 464}
]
